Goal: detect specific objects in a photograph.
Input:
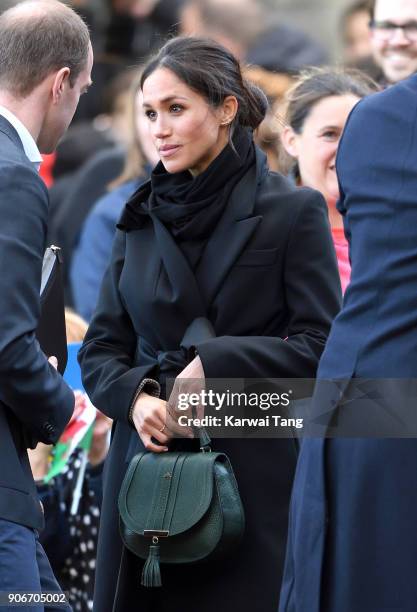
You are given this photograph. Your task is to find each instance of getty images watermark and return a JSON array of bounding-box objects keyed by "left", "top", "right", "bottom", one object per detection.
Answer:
[
  {"left": 176, "top": 388, "right": 304, "bottom": 431},
  {"left": 167, "top": 378, "right": 417, "bottom": 438}
]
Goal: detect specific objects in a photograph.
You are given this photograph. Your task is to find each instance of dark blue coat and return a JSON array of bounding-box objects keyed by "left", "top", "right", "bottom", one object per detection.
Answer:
[
  {"left": 280, "top": 76, "right": 417, "bottom": 612},
  {"left": 0, "top": 116, "right": 74, "bottom": 530},
  {"left": 70, "top": 179, "right": 142, "bottom": 321}
]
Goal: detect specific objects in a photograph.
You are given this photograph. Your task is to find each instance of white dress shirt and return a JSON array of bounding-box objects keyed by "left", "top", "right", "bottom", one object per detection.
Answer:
[{"left": 0, "top": 105, "right": 43, "bottom": 171}]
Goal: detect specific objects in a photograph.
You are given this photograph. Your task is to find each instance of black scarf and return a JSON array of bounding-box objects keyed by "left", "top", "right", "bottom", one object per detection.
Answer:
[{"left": 118, "top": 125, "right": 255, "bottom": 242}]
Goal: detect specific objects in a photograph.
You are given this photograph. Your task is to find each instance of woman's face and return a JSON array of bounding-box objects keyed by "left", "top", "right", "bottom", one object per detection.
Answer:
[
  {"left": 283, "top": 94, "right": 360, "bottom": 204},
  {"left": 141, "top": 67, "right": 234, "bottom": 175}
]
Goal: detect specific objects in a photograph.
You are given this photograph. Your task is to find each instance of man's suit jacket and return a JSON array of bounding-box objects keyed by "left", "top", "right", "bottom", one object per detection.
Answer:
[
  {"left": 0, "top": 115, "right": 74, "bottom": 530},
  {"left": 280, "top": 75, "right": 417, "bottom": 612}
]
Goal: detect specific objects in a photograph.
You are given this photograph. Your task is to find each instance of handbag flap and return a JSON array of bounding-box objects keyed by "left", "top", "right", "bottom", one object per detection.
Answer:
[{"left": 119, "top": 452, "right": 224, "bottom": 537}]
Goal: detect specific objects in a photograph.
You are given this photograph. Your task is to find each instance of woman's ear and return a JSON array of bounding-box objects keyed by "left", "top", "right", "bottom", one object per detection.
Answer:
[
  {"left": 281, "top": 125, "right": 299, "bottom": 159},
  {"left": 219, "top": 95, "right": 238, "bottom": 126}
]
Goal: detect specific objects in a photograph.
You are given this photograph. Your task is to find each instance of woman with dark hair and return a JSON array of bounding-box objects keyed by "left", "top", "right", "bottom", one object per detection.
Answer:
[
  {"left": 79, "top": 37, "right": 341, "bottom": 611},
  {"left": 280, "top": 67, "right": 379, "bottom": 292}
]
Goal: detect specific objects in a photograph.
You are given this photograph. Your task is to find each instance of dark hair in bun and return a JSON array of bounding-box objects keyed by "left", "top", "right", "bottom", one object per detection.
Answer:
[{"left": 141, "top": 36, "right": 268, "bottom": 132}]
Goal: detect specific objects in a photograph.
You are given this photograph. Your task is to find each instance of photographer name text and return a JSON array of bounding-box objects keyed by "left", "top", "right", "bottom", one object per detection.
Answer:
[{"left": 178, "top": 414, "right": 303, "bottom": 429}]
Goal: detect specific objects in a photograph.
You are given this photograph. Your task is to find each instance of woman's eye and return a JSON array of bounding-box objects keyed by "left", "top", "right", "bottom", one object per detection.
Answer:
[
  {"left": 322, "top": 130, "right": 338, "bottom": 140},
  {"left": 145, "top": 110, "right": 157, "bottom": 120},
  {"left": 170, "top": 104, "right": 183, "bottom": 113}
]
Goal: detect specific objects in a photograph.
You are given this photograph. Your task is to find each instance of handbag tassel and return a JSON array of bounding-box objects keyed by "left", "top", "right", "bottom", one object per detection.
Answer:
[{"left": 141, "top": 540, "right": 162, "bottom": 587}]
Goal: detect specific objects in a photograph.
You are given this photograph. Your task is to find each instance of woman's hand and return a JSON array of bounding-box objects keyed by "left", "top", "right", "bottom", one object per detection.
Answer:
[
  {"left": 167, "top": 356, "right": 206, "bottom": 425},
  {"left": 132, "top": 357, "right": 206, "bottom": 452},
  {"left": 131, "top": 392, "right": 172, "bottom": 453}
]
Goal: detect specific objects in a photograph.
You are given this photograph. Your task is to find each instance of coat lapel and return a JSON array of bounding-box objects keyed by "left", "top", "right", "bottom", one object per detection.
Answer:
[
  {"left": 197, "top": 148, "right": 266, "bottom": 306},
  {"left": 151, "top": 214, "right": 207, "bottom": 318}
]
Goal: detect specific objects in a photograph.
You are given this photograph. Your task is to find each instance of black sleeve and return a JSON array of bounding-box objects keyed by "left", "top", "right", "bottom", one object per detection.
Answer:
[
  {"left": 0, "top": 163, "right": 74, "bottom": 445},
  {"left": 197, "top": 190, "right": 342, "bottom": 379},
  {"left": 78, "top": 229, "right": 159, "bottom": 423}
]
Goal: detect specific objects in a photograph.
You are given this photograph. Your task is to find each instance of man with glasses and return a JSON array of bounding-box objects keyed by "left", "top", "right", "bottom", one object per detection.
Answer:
[{"left": 370, "top": 0, "right": 417, "bottom": 84}]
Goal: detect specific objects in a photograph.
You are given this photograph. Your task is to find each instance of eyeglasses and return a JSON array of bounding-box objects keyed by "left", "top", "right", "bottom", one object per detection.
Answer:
[{"left": 370, "top": 19, "right": 417, "bottom": 42}]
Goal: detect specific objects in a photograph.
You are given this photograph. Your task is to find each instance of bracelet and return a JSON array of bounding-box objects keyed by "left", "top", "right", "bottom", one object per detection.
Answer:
[{"left": 128, "top": 378, "right": 161, "bottom": 425}]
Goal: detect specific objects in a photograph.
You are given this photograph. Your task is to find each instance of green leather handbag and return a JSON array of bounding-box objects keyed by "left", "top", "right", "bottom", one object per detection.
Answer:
[{"left": 118, "top": 433, "right": 245, "bottom": 587}]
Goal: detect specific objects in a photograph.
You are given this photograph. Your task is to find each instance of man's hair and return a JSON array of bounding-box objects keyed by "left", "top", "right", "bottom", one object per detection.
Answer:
[{"left": 0, "top": 0, "right": 90, "bottom": 97}]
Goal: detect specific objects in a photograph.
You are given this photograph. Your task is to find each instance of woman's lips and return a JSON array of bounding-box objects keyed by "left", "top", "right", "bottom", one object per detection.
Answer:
[{"left": 159, "top": 145, "right": 181, "bottom": 158}]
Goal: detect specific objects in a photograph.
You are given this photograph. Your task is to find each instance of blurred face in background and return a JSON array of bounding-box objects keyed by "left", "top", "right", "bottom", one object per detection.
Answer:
[
  {"left": 282, "top": 94, "right": 360, "bottom": 206},
  {"left": 343, "top": 9, "right": 372, "bottom": 63},
  {"left": 371, "top": 0, "right": 417, "bottom": 83}
]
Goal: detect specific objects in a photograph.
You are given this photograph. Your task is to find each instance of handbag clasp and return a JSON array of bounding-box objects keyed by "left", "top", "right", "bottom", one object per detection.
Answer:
[{"left": 143, "top": 530, "right": 170, "bottom": 538}]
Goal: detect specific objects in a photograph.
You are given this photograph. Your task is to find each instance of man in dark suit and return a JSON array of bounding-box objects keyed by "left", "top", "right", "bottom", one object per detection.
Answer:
[
  {"left": 0, "top": 1, "right": 93, "bottom": 608},
  {"left": 280, "top": 71, "right": 417, "bottom": 610}
]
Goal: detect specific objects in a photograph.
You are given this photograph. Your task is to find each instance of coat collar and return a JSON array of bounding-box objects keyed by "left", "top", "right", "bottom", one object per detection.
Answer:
[
  {"left": 123, "top": 147, "right": 267, "bottom": 315},
  {"left": 0, "top": 114, "right": 25, "bottom": 153},
  {"left": 196, "top": 147, "right": 266, "bottom": 306},
  {"left": 0, "top": 107, "right": 42, "bottom": 166}
]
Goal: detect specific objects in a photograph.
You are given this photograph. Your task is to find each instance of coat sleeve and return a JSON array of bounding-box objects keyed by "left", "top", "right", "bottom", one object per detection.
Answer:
[
  {"left": 70, "top": 195, "right": 118, "bottom": 322},
  {"left": 196, "top": 190, "right": 342, "bottom": 379},
  {"left": 0, "top": 163, "right": 74, "bottom": 446},
  {"left": 78, "top": 229, "right": 159, "bottom": 423}
]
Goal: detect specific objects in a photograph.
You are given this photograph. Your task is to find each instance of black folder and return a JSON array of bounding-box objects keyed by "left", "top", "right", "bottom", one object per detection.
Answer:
[{"left": 36, "top": 245, "right": 68, "bottom": 374}]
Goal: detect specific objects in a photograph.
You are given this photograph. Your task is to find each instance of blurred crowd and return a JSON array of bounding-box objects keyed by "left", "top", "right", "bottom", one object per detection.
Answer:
[
  {"left": 6, "top": 0, "right": 416, "bottom": 608},
  {"left": 8, "top": 0, "right": 393, "bottom": 320},
  {"left": 33, "top": 0, "right": 405, "bottom": 320}
]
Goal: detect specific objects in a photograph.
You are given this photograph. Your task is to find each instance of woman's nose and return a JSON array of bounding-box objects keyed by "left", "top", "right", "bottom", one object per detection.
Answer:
[{"left": 152, "top": 115, "right": 171, "bottom": 138}]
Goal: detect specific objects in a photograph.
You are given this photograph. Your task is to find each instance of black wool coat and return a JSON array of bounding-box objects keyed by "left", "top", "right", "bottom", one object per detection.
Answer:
[{"left": 79, "top": 148, "right": 341, "bottom": 612}]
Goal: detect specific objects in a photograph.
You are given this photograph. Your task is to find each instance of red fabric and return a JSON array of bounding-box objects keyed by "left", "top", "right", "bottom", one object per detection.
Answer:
[
  {"left": 332, "top": 227, "right": 351, "bottom": 294},
  {"left": 39, "top": 153, "right": 56, "bottom": 187}
]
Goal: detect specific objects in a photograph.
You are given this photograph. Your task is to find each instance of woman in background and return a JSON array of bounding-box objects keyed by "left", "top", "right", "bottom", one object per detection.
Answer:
[
  {"left": 70, "top": 72, "right": 159, "bottom": 321},
  {"left": 280, "top": 68, "right": 378, "bottom": 292}
]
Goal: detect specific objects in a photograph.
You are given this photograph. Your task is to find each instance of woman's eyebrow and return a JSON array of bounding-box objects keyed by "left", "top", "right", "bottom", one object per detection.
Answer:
[{"left": 142, "top": 95, "right": 189, "bottom": 107}]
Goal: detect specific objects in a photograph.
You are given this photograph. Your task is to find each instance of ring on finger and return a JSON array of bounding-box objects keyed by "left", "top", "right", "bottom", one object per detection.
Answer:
[{"left": 159, "top": 424, "right": 166, "bottom": 433}]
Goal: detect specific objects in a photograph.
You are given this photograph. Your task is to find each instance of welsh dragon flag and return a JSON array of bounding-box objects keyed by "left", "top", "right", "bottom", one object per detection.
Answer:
[{"left": 44, "top": 390, "right": 96, "bottom": 483}]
